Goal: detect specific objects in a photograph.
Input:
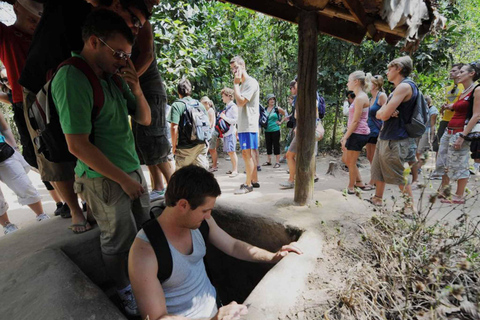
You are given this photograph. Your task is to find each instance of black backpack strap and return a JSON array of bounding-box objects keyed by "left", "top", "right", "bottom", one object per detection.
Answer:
[{"left": 142, "top": 219, "right": 173, "bottom": 283}]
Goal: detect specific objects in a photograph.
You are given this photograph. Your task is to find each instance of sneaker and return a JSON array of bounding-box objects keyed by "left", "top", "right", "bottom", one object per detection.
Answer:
[
  {"left": 54, "top": 202, "right": 63, "bottom": 216},
  {"left": 279, "top": 158, "right": 287, "bottom": 164},
  {"left": 234, "top": 184, "right": 253, "bottom": 195},
  {"left": 36, "top": 213, "right": 50, "bottom": 222},
  {"left": 251, "top": 181, "right": 260, "bottom": 188},
  {"left": 279, "top": 181, "right": 295, "bottom": 189},
  {"left": 150, "top": 189, "right": 166, "bottom": 202},
  {"left": 59, "top": 203, "right": 71, "bottom": 219},
  {"left": 3, "top": 223, "right": 18, "bottom": 235},
  {"left": 225, "top": 156, "right": 231, "bottom": 161},
  {"left": 229, "top": 171, "right": 239, "bottom": 178},
  {"left": 208, "top": 166, "right": 218, "bottom": 173},
  {"left": 118, "top": 288, "right": 140, "bottom": 316}
]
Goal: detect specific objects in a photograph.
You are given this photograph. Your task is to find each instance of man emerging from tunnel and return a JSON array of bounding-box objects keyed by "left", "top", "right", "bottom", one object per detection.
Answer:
[{"left": 128, "top": 165, "right": 303, "bottom": 320}]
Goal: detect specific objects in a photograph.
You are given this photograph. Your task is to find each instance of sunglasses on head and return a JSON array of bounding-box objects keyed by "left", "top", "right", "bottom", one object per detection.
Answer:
[
  {"left": 126, "top": 8, "right": 143, "bottom": 29},
  {"left": 99, "top": 38, "right": 131, "bottom": 61}
]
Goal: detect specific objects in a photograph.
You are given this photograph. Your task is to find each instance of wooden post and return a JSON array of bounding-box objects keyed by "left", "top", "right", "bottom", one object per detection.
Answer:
[{"left": 294, "top": 10, "right": 318, "bottom": 205}]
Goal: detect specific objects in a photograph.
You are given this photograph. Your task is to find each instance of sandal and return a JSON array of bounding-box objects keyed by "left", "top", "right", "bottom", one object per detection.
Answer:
[
  {"left": 68, "top": 220, "right": 92, "bottom": 234},
  {"left": 273, "top": 163, "right": 281, "bottom": 168},
  {"left": 208, "top": 167, "right": 218, "bottom": 173},
  {"left": 440, "top": 196, "right": 465, "bottom": 204},
  {"left": 355, "top": 184, "right": 375, "bottom": 191},
  {"left": 226, "top": 170, "right": 233, "bottom": 174},
  {"left": 345, "top": 188, "right": 356, "bottom": 195},
  {"left": 367, "top": 195, "right": 383, "bottom": 206},
  {"left": 262, "top": 162, "right": 272, "bottom": 166}
]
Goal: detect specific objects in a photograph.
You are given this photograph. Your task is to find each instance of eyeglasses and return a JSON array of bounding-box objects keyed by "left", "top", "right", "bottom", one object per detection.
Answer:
[
  {"left": 99, "top": 38, "right": 131, "bottom": 61},
  {"left": 126, "top": 8, "right": 143, "bottom": 29}
]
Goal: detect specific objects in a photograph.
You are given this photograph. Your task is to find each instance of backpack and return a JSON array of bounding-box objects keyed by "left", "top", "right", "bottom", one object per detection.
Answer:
[
  {"left": 402, "top": 79, "right": 429, "bottom": 138},
  {"left": 215, "top": 104, "right": 234, "bottom": 137},
  {"left": 259, "top": 104, "right": 268, "bottom": 128},
  {"left": 143, "top": 205, "right": 210, "bottom": 283},
  {"left": 287, "top": 97, "right": 296, "bottom": 128},
  {"left": 317, "top": 91, "right": 326, "bottom": 119},
  {"left": 179, "top": 98, "right": 212, "bottom": 144},
  {"left": 27, "top": 57, "right": 123, "bottom": 163}
]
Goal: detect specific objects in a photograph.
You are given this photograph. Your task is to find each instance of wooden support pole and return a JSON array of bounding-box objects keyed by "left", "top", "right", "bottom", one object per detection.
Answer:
[{"left": 294, "top": 10, "right": 317, "bottom": 206}]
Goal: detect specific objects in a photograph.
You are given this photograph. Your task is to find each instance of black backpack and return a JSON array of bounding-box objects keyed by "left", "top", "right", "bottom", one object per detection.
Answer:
[
  {"left": 28, "top": 57, "right": 123, "bottom": 163},
  {"left": 259, "top": 104, "right": 268, "bottom": 128},
  {"left": 402, "top": 79, "right": 429, "bottom": 138},
  {"left": 142, "top": 206, "right": 210, "bottom": 283}
]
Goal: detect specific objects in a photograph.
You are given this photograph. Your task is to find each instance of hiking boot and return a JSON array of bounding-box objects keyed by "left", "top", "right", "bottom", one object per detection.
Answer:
[
  {"left": 36, "top": 213, "right": 50, "bottom": 222},
  {"left": 150, "top": 189, "right": 166, "bottom": 202},
  {"left": 54, "top": 202, "right": 63, "bottom": 216},
  {"left": 3, "top": 223, "right": 18, "bottom": 235},
  {"left": 59, "top": 203, "right": 71, "bottom": 218},
  {"left": 119, "top": 288, "right": 140, "bottom": 316},
  {"left": 234, "top": 184, "right": 253, "bottom": 195}
]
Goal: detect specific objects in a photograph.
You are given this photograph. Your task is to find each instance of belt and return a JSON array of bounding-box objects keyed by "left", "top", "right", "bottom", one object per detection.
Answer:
[{"left": 446, "top": 128, "right": 463, "bottom": 135}]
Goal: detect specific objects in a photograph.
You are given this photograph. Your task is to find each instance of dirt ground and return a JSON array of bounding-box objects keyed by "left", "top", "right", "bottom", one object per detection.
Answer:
[{"left": 1, "top": 150, "right": 479, "bottom": 319}]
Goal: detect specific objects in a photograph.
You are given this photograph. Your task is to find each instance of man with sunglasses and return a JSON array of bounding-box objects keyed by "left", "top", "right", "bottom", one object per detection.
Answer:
[
  {"left": 51, "top": 10, "right": 151, "bottom": 316},
  {"left": 18, "top": 0, "right": 154, "bottom": 234}
]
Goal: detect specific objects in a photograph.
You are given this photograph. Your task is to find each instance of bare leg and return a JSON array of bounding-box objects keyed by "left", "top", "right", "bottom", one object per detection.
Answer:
[
  {"left": 251, "top": 149, "right": 259, "bottom": 183},
  {"left": 209, "top": 148, "right": 218, "bottom": 169},
  {"left": 27, "top": 201, "right": 44, "bottom": 216},
  {"left": 345, "top": 150, "right": 361, "bottom": 190},
  {"left": 275, "top": 154, "right": 281, "bottom": 164},
  {"left": 242, "top": 149, "right": 254, "bottom": 186},
  {"left": 147, "top": 165, "right": 164, "bottom": 191},
  {"left": 409, "top": 161, "right": 419, "bottom": 184},
  {"left": 228, "top": 151, "right": 238, "bottom": 173},
  {"left": 455, "top": 178, "right": 469, "bottom": 198},
  {"left": 52, "top": 180, "right": 91, "bottom": 233},
  {"left": 0, "top": 212, "right": 11, "bottom": 227},
  {"left": 157, "top": 161, "right": 174, "bottom": 184},
  {"left": 286, "top": 151, "right": 296, "bottom": 183},
  {"left": 399, "top": 184, "right": 414, "bottom": 208},
  {"left": 49, "top": 189, "right": 62, "bottom": 203}
]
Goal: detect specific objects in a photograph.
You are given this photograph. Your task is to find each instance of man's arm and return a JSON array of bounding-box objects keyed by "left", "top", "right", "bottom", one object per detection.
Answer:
[
  {"left": 133, "top": 21, "right": 154, "bottom": 77},
  {"left": 233, "top": 84, "right": 248, "bottom": 107},
  {"left": 207, "top": 217, "right": 302, "bottom": 263},
  {"left": 0, "top": 112, "right": 17, "bottom": 148},
  {"left": 376, "top": 83, "right": 412, "bottom": 121},
  {"left": 129, "top": 238, "right": 248, "bottom": 320},
  {"left": 123, "top": 57, "right": 151, "bottom": 125},
  {"left": 65, "top": 134, "right": 144, "bottom": 199},
  {"left": 170, "top": 123, "right": 178, "bottom": 154}
]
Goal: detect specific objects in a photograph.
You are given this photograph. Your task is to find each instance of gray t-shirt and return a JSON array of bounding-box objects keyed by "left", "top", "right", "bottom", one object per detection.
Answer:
[
  {"left": 137, "top": 228, "right": 217, "bottom": 318},
  {"left": 237, "top": 76, "right": 260, "bottom": 133}
]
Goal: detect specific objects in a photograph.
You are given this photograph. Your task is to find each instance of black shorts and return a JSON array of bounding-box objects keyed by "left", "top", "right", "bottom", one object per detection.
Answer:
[
  {"left": 134, "top": 134, "right": 173, "bottom": 165},
  {"left": 346, "top": 133, "right": 369, "bottom": 151},
  {"left": 367, "top": 135, "right": 378, "bottom": 144}
]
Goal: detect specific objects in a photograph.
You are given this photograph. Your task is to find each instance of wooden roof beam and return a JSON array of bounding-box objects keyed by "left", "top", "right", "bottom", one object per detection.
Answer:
[
  {"left": 340, "top": 0, "right": 377, "bottom": 37},
  {"left": 317, "top": 15, "right": 366, "bottom": 44},
  {"left": 220, "top": 0, "right": 300, "bottom": 24},
  {"left": 320, "top": 5, "right": 408, "bottom": 38}
]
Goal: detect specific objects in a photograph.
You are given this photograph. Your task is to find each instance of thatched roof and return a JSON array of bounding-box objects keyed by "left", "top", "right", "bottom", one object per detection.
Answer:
[{"left": 219, "top": 0, "right": 445, "bottom": 45}]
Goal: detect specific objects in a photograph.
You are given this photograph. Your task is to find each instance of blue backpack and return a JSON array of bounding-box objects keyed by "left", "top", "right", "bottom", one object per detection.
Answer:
[{"left": 317, "top": 91, "right": 326, "bottom": 119}]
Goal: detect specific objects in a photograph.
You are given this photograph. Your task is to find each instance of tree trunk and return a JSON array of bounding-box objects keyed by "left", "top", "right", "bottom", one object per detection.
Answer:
[{"left": 294, "top": 10, "right": 318, "bottom": 206}]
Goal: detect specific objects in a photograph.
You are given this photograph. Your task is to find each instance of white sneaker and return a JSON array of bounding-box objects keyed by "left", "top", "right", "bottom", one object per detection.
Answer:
[
  {"left": 36, "top": 213, "right": 50, "bottom": 222},
  {"left": 4, "top": 223, "right": 19, "bottom": 235},
  {"left": 119, "top": 288, "right": 140, "bottom": 316},
  {"left": 150, "top": 189, "right": 165, "bottom": 202}
]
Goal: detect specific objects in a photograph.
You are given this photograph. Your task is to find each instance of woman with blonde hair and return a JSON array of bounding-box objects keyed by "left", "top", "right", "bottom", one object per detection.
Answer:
[
  {"left": 341, "top": 71, "right": 372, "bottom": 194},
  {"left": 201, "top": 96, "right": 219, "bottom": 172},
  {"left": 366, "top": 75, "right": 387, "bottom": 186}
]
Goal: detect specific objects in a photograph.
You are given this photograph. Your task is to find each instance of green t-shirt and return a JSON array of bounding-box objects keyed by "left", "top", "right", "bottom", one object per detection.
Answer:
[
  {"left": 52, "top": 53, "right": 140, "bottom": 178},
  {"left": 166, "top": 96, "right": 206, "bottom": 149},
  {"left": 265, "top": 107, "right": 280, "bottom": 133}
]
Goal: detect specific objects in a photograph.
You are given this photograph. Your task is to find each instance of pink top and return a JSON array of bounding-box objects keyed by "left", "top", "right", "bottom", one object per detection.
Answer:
[{"left": 348, "top": 103, "right": 370, "bottom": 135}]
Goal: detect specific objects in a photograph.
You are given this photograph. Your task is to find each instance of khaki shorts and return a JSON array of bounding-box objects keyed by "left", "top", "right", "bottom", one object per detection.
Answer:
[
  {"left": 175, "top": 143, "right": 208, "bottom": 170},
  {"left": 23, "top": 88, "right": 76, "bottom": 181},
  {"left": 74, "top": 169, "right": 150, "bottom": 255},
  {"left": 435, "top": 132, "right": 471, "bottom": 181},
  {"left": 371, "top": 138, "right": 411, "bottom": 185}
]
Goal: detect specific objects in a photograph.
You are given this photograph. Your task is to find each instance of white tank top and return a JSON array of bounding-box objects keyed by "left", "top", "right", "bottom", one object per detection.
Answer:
[{"left": 137, "top": 229, "right": 217, "bottom": 318}]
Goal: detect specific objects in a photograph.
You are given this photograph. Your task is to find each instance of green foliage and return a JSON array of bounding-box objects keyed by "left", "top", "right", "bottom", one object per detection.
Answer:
[{"left": 150, "top": 0, "right": 480, "bottom": 150}]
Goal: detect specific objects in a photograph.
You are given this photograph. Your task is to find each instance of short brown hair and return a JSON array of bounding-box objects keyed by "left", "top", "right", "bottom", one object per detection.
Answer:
[
  {"left": 221, "top": 87, "right": 234, "bottom": 99},
  {"left": 230, "top": 56, "right": 245, "bottom": 67},
  {"left": 177, "top": 78, "right": 192, "bottom": 96},
  {"left": 388, "top": 56, "right": 413, "bottom": 77}
]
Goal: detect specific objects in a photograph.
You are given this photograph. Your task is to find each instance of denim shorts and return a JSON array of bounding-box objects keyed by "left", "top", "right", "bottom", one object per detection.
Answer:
[{"left": 223, "top": 134, "right": 237, "bottom": 153}]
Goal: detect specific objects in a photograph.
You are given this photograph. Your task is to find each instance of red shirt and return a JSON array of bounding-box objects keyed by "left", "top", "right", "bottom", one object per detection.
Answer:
[
  {"left": 0, "top": 23, "right": 32, "bottom": 103},
  {"left": 448, "top": 91, "right": 472, "bottom": 128}
]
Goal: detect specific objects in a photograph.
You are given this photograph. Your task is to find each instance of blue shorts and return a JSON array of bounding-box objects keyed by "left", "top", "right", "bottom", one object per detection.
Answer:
[
  {"left": 223, "top": 134, "right": 237, "bottom": 153},
  {"left": 238, "top": 132, "right": 258, "bottom": 150}
]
